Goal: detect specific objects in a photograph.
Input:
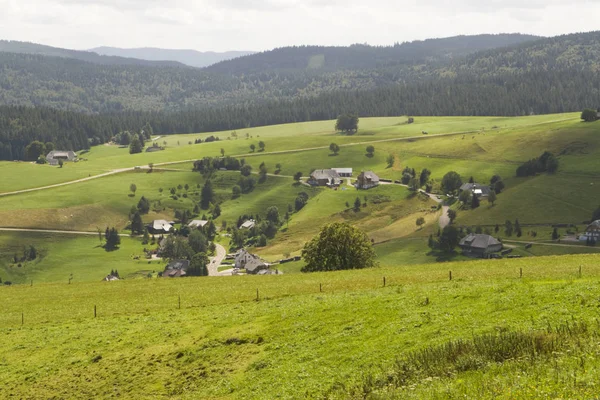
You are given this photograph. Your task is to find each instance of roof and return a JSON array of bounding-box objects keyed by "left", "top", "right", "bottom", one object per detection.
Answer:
[
  {"left": 165, "top": 259, "right": 190, "bottom": 271},
  {"left": 152, "top": 220, "right": 173, "bottom": 231},
  {"left": 311, "top": 169, "right": 340, "bottom": 180},
  {"left": 359, "top": 171, "right": 379, "bottom": 181},
  {"left": 459, "top": 234, "right": 501, "bottom": 249},
  {"left": 332, "top": 168, "right": 353, "bottom": 174},
  {"left": 240, "top": 220, "right": 255, "bottom": 229},
  {"left": 460, "top": 183, "right": 492, "bottom": 196},
  {"left": 188, "top": 220, "right": 208, "bottom": 228},
  {"left": 587, "top": 220, "right": 600, "bottom": 231},
  {"left": 245, "top": 258, "right": 268, "bottom": 273},
  {"left": 47, "top": 150, "right": 75, "bottom": 160}
]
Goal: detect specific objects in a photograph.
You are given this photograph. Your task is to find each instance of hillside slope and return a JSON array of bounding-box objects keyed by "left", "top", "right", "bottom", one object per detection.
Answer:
[{"left": 205, "top": 34, "right": 539, "bottom": 74}]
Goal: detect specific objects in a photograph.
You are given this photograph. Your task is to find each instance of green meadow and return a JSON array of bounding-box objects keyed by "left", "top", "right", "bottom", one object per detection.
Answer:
[
  {"left": 0, "top": 112, "right": 599, "bottom": 283},
  {"left": 1, "top": 254, "right": 599, "bottom": 399}
]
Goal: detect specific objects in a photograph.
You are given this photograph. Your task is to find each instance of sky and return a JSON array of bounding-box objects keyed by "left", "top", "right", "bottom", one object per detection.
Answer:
[{"left": 1, "top": 0, "right": 599, "bottom": 51}]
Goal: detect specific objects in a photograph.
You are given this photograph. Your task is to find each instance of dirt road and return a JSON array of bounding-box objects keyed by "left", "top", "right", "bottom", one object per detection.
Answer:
[{"left": 0, "top": 227, "right": 131, "bottom": 237}]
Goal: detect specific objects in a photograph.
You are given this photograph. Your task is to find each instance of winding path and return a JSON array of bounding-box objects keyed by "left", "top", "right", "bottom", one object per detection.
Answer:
[
  {"left": 0, "top": 227, "right": 131, "bottom": 237},
  {"left": 208, "top": 243, "right": 227, "bottom": 277}
]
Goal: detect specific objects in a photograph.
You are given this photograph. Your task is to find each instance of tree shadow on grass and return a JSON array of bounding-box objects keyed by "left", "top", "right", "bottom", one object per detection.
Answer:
[{"left": 426, "top": 249, "right": 460, "bottom": 262}]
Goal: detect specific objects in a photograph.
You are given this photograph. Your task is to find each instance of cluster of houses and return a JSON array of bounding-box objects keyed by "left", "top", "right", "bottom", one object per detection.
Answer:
[
  {"left": 307, "top": 168, "right": 381, "bottom": 190},
  {"left": 46, "top": 150, "right": 76, "bottom": 166}
]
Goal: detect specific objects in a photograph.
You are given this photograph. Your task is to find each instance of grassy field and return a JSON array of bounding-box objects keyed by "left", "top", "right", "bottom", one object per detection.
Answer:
[
  {"left": 0, "top": 113, "right": 598, "bottom": 283},
  {"left": 1, "top": 253, "right": 599, "bottom": 398},
  {"left": 0, "top": 231, "right": 159, "bottom": 284}
]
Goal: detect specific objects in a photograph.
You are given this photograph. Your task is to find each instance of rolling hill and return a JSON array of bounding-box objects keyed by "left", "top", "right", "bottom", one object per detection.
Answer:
[
  {"left": 0, "top": 40, "right": 185, "bottom": 67},
  {"left": 90, "top": 46, "right": 255, "bottom": 68}
]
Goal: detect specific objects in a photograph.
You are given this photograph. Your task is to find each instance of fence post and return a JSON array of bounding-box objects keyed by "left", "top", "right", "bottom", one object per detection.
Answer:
[
  {"left": 256, "top": 288, "right": 259, "bottom": 301},
  {"left": 178, "top": 295, "right": 181, "bottom": 310},
  {"left": 21, "top": 312, "right": 24, "bottom": 326},
  {"left": 319, "top": 283, "right": 322, "bottom": 293},
  {"left": 520, "top": 268, "right": 522, "bottom": 278},
  {"left": 94, "top": 305, "right": 97, "bottom": 318},
  {"left": 579, "top": 265, "right": 582, "bottom": 278},
  {"left": 383, "top": 277, "right": 386, "bottom": 287},
  {"left": 449, "top": 271, "right": 452, "bottom": 281}
]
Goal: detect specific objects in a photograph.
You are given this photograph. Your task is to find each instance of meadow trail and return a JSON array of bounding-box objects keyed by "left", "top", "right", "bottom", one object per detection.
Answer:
[{"left": 0, "top": 116, "right": 577, "bottom": 198}]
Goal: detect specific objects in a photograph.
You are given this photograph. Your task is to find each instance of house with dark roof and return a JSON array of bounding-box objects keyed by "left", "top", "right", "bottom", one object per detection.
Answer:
[
  {"left": 459, "top": 234, "right": 503, "bottom": 258},
  {"left": 579, "top": 220, "right": 600, "bottom": 242},
  {"left": 308, "top": 169, "right": 342, "bottom": 187},
  {"left": 355, "top": 171, "right": 380, "bottom": 189},
  {"left": 460, "top": 183, "right": 492, "bottom": 198},
  {"left": 162, "top": 259, "right": 190, "bottom": 278},
  {"left": 46, "top": 150, "right": 76, "bottom": 166},
  {"left": 235, "top": 249, "right": 269, "bottom": 274}
]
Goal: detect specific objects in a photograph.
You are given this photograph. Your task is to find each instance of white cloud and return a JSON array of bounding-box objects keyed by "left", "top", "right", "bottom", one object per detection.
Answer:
[{"left": 0, "top": 0, "right": 598, "bottom": 51}]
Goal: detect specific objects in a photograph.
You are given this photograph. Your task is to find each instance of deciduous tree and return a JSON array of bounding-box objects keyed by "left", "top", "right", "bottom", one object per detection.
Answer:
[{"left": 302, "top": 222, "right": 375, "bottom": 272}]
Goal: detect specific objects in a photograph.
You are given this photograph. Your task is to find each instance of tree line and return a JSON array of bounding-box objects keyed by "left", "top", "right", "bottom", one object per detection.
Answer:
[{"left": 1, "top": 68, "right": 599, "bottom": 160}]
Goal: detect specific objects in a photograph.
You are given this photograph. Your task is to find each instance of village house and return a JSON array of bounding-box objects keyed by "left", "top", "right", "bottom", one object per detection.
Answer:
[
  {"left": 239, "top": 219, "right": 256, "bottom": 229},
  {"left": 355, "top": 171, "right": 380, "bottom": 189},
  {"left": 46, "top": 150, "right": 76, "bottom": 166},
  {"left": 308, "top": 169, "right": 342, "bottom": 187},
  {"left": 332, "top": 168, "right": 353, "bottom": 177},
  {"left": 188, "top": 220, "right": 208, "bottom": 229},
  {"left": 235, "top": 249, "right": 269, "bottom": 274},
  {"left": 460, "top": 183, "right": 492, "bottom": 198},
  {"left": 162, "top": 259, "right": 190, "bottom": 278},
  {"left": 459, "top": 234, "right": 503, "bottom": 258},
  {"left": 147, "top": 220, "right": 174, "bottom": 234},
  {"left": 579, "top": 220, "right": 600, "bottom": 242}
]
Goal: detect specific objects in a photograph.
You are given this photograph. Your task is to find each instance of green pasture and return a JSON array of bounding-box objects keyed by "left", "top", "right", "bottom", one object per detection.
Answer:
[
  {"left": 0, "top": 231, "right": 157, "bottom": 284},
  {"left": 0, "top": 113, "right": 579, "bottom": 193},
  {"left": 0, "top": 253, "right": 599, "bottom": 398}
]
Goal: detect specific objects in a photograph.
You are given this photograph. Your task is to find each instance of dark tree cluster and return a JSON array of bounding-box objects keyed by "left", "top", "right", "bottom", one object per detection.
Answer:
[
  {"left": 516, "top": 151, "right": 559, "bottom": 177},
  {"left": 104, "top": 227, "right": 121, "bottom": 251},
  {"left": 193, "top": 156, "right": 243, "bottom": 174}
]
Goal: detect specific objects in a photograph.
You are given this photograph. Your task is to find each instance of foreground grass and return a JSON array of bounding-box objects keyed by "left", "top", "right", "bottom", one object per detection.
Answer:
[{"left": 0, "top": 254, "right": 599, "bottom": 399}]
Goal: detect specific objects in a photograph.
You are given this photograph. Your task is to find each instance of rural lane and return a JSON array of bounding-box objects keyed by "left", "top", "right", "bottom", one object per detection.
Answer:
[{"left": 208, "top": 243, "right": 227, "bottom": 277}]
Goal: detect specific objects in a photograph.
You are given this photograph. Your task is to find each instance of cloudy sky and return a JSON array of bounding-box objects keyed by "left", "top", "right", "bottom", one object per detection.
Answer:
[{"left": 1, "top": 0, "right": 599, "bottom": 51}]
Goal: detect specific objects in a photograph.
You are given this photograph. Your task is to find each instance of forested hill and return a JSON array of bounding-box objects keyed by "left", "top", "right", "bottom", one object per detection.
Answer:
[
  {"left": 5, "top": 33, "right": 600, "bottom": 115},
  {"left": 89, "top": 47, "right": 255, "bottom": 68},
  {"left": 205, "top": 34, "right": 540, "bottom": 75},
  {"left": 0, "top": 40, "right": 185, "bottom": 67},
  {"left": 0, "top": 34, "right": 545, "bottom": 113}
]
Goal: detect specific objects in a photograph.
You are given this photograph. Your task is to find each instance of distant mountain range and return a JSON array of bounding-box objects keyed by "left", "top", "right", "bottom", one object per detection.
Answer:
[
  {"left": 89, "top": 47, "right": 255, "bottom": 68},
  {"left": 0, "top": 32, "right": 598, "bottom": 116},
  {"left": 0, "top": 40, "right": 186, "bottom": 67}
]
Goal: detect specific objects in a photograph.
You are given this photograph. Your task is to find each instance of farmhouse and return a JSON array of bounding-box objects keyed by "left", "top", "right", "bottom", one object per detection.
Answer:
[
  {"left": 332, "top": 168, "right": 353, "bottom": 177},
  {"left": 355, "top": 171, "right": 380, "bottom": 189},
  {"left": 460, "top": 183, "right": 492, "bottom": 198},
  {"left": 459, "top": 234, "right": 503, "bottom": 258},
  {"left": 308, "top": 169, "right": 342, "bottom": 187},
  {"left": 579, "top": 220, "right": 600, "bottom": 242},
  {"left": 188, "top": 220, "right": 208, "bottom": 229},
  {"left": 147, "top": 220, "right": 174, "bottom": 234},
  {"left": 235, "top": 249, "right": 269, "bottom": 274},
  {"left": 46, "top": 150, "right": 76, "bottom": 166},
  {"left": 162, "top": 259, "right": 189, "bottom": 278},
  {"left": 239, "top": 219, "right": 256, "bottom": 229}
]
